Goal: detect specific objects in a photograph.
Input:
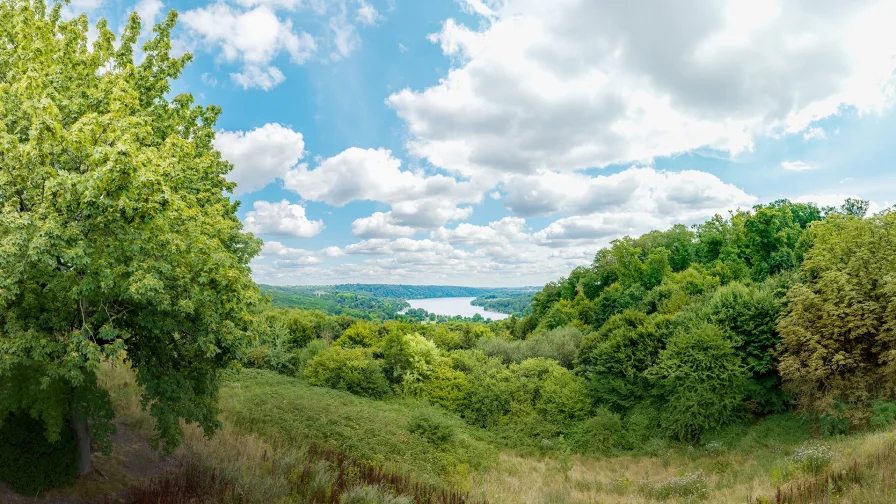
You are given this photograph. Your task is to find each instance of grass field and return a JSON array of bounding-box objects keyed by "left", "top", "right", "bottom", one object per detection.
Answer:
[{"left": 98, "top": 362, "right": 896, "bottom": 503}]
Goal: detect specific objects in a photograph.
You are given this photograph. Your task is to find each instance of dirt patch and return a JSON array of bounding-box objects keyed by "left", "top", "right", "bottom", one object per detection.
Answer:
[{"left": 0, "top": 421, "right": 176, "bottom": 504}]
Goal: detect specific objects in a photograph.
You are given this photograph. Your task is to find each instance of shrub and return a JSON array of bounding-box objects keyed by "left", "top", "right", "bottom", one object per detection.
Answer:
[
  {"left": 334, "top": 321, "right": 380, "bottom": 349},
  {"left": 791, "top": 443, "right": 834, "bottom": 475},
  {"left": 533, "top": 363, "right": 591, "bottom": 426},
  {"left": 304, "top": 347, "right": 390, "bottom": 399},
  {"left": 381, "top": 332, "right": 440, "bottom": 395},
  {"left": 476, "top": 337, "right": 526, "bottom": 365},
  {"left": 582, "top": 317, "right": 663, "bottom": 412},
  {"left": 623, "top": 402, "right": 662, "bottom": 449},
  {"left": 638, "top": 470, "right": 709, "bottom": 501},
  {"left": 648, "top": 324, "right": 747, "bottom": 441},
  {"left": 566, "top": 408, "right": 624, "bottom": 455},
  {"left": 871, "top": 401, "right": 896, "bottom": 429},
  {"left": 294, "top": 339, "right": 330, "bottom": 376},
  {"left": 421, "top": 360, "right": 471, "bottom": 414},
  {"left": 0, "top": 413, "right": 77, "bottom": 495},
  {"left": 526, "top": 326, "right": 583, "bottom": 369},
  {"left": 407, "top": 410, "right": 455, "bottom": 446}
]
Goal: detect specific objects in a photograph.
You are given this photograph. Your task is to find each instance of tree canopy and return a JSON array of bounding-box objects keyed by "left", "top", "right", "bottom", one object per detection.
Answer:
[{"left": 0, "top": 0, "right": 260, "bottom": 473}]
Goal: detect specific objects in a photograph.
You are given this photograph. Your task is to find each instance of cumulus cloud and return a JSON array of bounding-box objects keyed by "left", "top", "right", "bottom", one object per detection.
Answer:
[
  {"left": 244, "top": 200, "right": 325, "bottom": 237},
  {"left": 285, "top": 147, "right": 487, "bottom": 231},
  {"left": 431, "top": 217, "right": 527, "bottom": 246},
  {"left": 503, "top": 167, "right": 756, "bottom": 218},
  {"left": 351, "top": 212, "right": 417, "bottom": 238},
  {"left": 215, "top": 123, "right": 306, "bottom": 194},
  {"left": 180, "top": 3, "right": 316, "bottom": 90},
  {"left": 387, "top": 0, "right": 896, "bottom": 178}
]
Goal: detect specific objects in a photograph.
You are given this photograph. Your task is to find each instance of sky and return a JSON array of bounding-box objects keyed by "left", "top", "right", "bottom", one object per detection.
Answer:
[{"left": 71, "top": 0, "right": 896, "bottom": 287}]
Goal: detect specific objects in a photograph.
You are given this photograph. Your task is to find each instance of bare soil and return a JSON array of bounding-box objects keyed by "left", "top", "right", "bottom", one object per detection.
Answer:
[{"left": 0, "top": 421, "right": 176, "bottom": 504}]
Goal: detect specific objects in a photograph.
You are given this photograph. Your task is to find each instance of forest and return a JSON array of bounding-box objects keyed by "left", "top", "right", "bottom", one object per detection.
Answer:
[{"left": 3, "top": 2, "right": 896, "bottom": 504}]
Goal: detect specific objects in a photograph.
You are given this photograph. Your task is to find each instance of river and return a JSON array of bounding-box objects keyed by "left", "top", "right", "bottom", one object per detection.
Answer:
[{"left": 405, "top": 297, "right": 509, "bottom": 321}]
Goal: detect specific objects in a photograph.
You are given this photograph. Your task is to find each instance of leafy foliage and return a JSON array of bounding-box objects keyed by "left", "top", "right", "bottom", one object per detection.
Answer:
[
  {"left": 0, "top": 2, "right": 260, "bottom": 457},
  {"left": 649, "top": 324, "right": 747, "bottom": 440},
  {"left": 0, "top": 413, "right": 77, "bottom": 495},
  {"left": 304, "top": 347, "right": 390, "bottom": 399}
]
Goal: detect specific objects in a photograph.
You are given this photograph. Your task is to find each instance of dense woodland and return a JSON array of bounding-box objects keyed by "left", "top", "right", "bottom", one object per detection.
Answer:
[{"left": 245, "top": 197, "right": 896, "bottom": 448}]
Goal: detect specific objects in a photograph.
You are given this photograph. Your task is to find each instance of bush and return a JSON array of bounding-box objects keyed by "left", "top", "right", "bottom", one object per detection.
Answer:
[
  {"left": 0, "top": 413, "right": 78, "bottom": 495},
  {"left": 870, "top": 401, "right": 896, "bottom": 429},
  {"left": 381, "top": 332, "right": 440, "bottom": 395},
  {"left": 407, "top": 410, "right": 455, "bottom": 446},
  {"left": 334, "top": 321, "right": 380, "bottom": 349},
  {"left": 420, "top": 360, "right": 471, "bottom": 414},
  {"left": 623, "top": 402, "right": 662, "bottom": 449},
  {"left": 476, "top": 337, "right": 526, "bottom": 365},
  {"left": 526, "top": 326, "right": 583, "bottom": 369},
  {"left": 566, "top": 408, "right": 624, "bottom": 455},
  {"left": 532, "top": 363, "right": 591, "bottom": 426},
  {"left": 648, "top": 324, "right": 747, "bottom": 441},
  {"left": 304, "top": 347, "right": 390, "bottom": 399},
  {"left": 294, "top": 339, "right": 330, "bottom": 376}
]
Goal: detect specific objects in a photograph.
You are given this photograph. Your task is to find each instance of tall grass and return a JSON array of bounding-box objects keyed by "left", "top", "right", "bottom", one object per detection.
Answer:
[{"left": 97, "top": 359, "right": 486, "bottom": 504}]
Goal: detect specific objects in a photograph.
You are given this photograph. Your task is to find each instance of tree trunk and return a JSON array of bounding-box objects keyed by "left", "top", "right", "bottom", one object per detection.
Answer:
[{"left": 70, "top": 408, "right": 91, "bottom": 476}]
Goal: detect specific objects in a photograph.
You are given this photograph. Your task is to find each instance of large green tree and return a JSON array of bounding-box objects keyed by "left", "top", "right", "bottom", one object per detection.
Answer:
[
  {"left": 0, "top": 1, "right": 261, "bottom": 475},
  {"left": 778, "top": 210, "right": 896, "bottom": 422}
]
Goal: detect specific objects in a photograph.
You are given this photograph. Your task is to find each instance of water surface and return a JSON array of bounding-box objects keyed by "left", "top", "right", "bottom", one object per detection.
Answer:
[{"left": 405, "top": 297, "right": 509, "bottom": 320}]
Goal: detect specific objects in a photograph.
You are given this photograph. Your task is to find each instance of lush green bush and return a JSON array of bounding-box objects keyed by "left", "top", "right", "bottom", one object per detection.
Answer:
[
  {"left": 870, "top": 401, "right": 896, "bottom": 429},
  {"left": 526, "top": 326, "right": 583, "bottom": 369},
  {"left": 407, "top": 410, "right": 455, "bottom": 446},
  {"left": 420, "top": 360, "right": 471, "bottom": 414},
  {"left": 0, "top": 413, "right": 77, "bottom": 495},
  {"left": 304, "top": 347, "right": 390, "bottom": 399},
  {"left": 649, "top": 324, "right": 747, "bottom": 440},
  {"left": 293, "top": 339, "right": 330, "bottom": 376},
  {"left": 566, "top": 407, "right": 624, "bottom": 455},
  {"left": 381, "top": 332, "right": 440, "bottom": 394},
  {"left": 581, "top": 316, "right": 663, "bottom": 412},
  {"left": 622, "top": 402, "right": 663, "bottom": 449},
  {"left": 704, "top": 282, "right": 785, "bottom": 413},
  {"left": 475, "top": 337, "right": 526, "bottom": 365},
  {"left": 334, "top": 321, "right": 381, "bottom": 349}
]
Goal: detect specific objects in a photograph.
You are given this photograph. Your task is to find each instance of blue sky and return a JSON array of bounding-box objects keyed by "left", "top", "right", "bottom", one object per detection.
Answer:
[{"left": 73, "top": 0, "right": 896, "bottom": 286}]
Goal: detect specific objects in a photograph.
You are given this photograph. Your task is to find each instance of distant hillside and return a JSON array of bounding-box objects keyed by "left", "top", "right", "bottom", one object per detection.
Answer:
[{"left": 259, "top": 284, "right": 538, "bottom": 317}]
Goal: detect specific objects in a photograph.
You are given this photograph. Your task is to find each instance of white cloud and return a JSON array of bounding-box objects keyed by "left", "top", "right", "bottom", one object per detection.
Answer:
[
  {"left": 387, "top": 0, "right": 896, "bottom": 179},
  {"left": 431, "top": 217, "right": 527, "bottom": 246},
  {"left": 351, "top": 212, "right": 417, "bottom": 238},
  {"left": 503, "top": 167, "right": 756, "bottom": 217},
  {"left": 803, "top": 127, "right": 826, "bottom": 140},
  {"left": 215, "top": 123, "right": 306, "bottom": 194},
  {"left": 180, "top": 3, "right": 316, "bottom": 90},
  {"left": 231, "top": 65, "right": 286, "bottom": 90},
  {"left": 356, "top": 0, "right": 379, "bottom": 25},
  {"left": 781, "top": 160, "right": 814, "bottom": 171},
  {"left": 244, "top": 200, "right": 324, "bottom": 237},
  {"left": 285, "top": 147, "right": 488, "bottom": 229},
  {"left": 135, "top": 0, "right": 164, "bottom": 34}
]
